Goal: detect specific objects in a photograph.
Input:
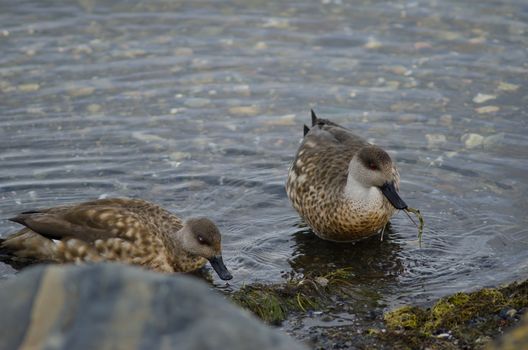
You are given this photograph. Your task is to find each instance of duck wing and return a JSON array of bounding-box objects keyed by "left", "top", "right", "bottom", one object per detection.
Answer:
[
  {"left": 304, "top": 110, "right": 368, "bottom": 152},
  {"left": 8, "top": 199, "right": 149, "bottom": 243}
]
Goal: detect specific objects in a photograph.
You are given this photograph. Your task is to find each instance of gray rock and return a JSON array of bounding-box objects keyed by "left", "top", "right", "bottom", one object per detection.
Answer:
[{"left": 0, "top": 263, "right": 307, "bottom": 350}]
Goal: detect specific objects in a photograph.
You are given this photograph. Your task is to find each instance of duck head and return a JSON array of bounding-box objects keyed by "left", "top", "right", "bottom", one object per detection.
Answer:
[
  {"left": 177, "top": 217, "right": 233, "bottom": 280},
  {"left": 348, "top": 145, "right": 408, "bottom": 210}
]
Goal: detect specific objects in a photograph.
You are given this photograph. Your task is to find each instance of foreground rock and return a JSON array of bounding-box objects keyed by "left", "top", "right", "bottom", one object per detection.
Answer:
[{"left": 0, "top": 263, "right": 307, "bottom": 350}]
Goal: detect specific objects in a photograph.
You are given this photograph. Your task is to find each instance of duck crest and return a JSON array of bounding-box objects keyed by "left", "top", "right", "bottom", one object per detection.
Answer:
[{"left": 286, "top": 111, "right": 404, "bottom": 241}]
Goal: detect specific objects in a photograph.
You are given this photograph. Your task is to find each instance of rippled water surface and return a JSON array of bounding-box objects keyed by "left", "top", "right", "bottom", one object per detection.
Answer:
[{"left": 1, "top": 0, "right": 527, "bottom": 335}]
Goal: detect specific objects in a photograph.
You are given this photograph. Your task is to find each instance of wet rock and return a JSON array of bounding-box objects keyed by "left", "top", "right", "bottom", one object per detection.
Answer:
[
  {"left": 473, "top": 93, "right": 497, "bottom": 104},
  {"left": 364, "top": 37, "right": 382, "bottom": 49},
  {"left": 173, "top": 47, "right": 194, "bottom": 56},
  {"left": 0, "top": 80, "right": 14, "bottom": 93},
  {"left": 461, "top": 133, "right": 484, "bottom": 149},
  {"left": 232, "top": 84, "right": 251, "bottom": 97},
  {"left": 476, "top": 105, "right": 500, "bottom": 114},
  {"left": 315, "top": 277, "right": 329, "bottom": 287},
  {"left": 132, "top": 131, "right": 166, "bottom": 143},
  {"left": 425, "top": 133, "right": 447, "bottom": 148},
  {"left": 497, "top": 82, "right": 519, "bottom": 92},
  {"left": 68, "top": 86, "right": 95, "bottom": 97},
  {"left": 435, "top": 332, "right": 452, "bottom": 339},
  {"left": 17, "top": 83, "right": 40, "bottom": 92},
  {"left": 0, "top": 264, "right": 307, "bottom": 350},
  {"left": 261, "top": 18, "right": 290, "bottom": 29},
  {"left": 170, "top": 107, "right": 185, "bottom": 115},
  {"left": 119, "top": 49, "right": 147, "bottom": 59},
  {"left": 499, "top": 308, "right": 517, "bottom": 320},
  {"left": 439, "top": 114, "right": 453, "bottom": 126},
  {"left": 229, "top": 106, "right": 260, "bottom": 116},
  {"left": 468, "top": 37, "right": 487, "bottom": 44},
  {"left": 436, "top": 30, "right": 461, "bottom": 41},
  {"left": 72, "top": 44, "right": 93, "bottom": 56},
  {"left": 183, "top": 98, "right": 210, "bottom": 108},
  {"left": 385, "top": 80, "right": 400, "bottom": 90},
  {"left": 24, "top": 48, "right": 37, "bottom": 57},
  {"left": 169, "top": 151, "right": 190, "bottom": 161},
  {"left": 383, "top": 65, "right": 410, "bottom": 76},
  {"left": 261, "top": 114, "right": 296, "bottom": 126},
  {"left": 414, "top": 41, "right": 432, "bottom": 50},
  {"left": 254, "top": 41, "right": 268, "bottom": 50},
  {"left": 86, "top": 103, "right": 102, "bottom": 113},
  {"left": 483, "top": 133, "right": 505, "bottom": 149}
]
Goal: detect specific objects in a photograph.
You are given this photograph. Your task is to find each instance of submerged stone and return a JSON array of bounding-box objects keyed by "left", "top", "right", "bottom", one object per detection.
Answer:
[
  {"left": 473, "top": 93, "right": 497, "bottom": 104},
  {"left": 461, "top": 133, "right": 484, "bottom": 149}
]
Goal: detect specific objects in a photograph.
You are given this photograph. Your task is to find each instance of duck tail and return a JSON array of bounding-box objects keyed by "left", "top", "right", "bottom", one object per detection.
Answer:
[
  {"left": 303, "top": 124, "right": 310, "bottom": 136},
  {"left": 8, "top": 210, "right": 42, "bottom": 227},
  {"left": 311, "top": 109, "right": 318, "bottom": 126},
  {"left": 310, "top": 109, "right": 342, "bottom": 129},
  {"left": 0, "top": 237, "right": 10, "bottom": 255}
]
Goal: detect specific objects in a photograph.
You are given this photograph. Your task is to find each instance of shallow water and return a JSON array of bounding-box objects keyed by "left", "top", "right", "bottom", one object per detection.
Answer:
[{"left": 1, "top": 0, "right": 527, "bottom": 338}]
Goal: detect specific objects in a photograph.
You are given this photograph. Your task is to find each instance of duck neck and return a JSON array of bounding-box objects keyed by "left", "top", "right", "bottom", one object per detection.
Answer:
[
  {"left": 168, "top": 230, "right": 185, "bottom": 255},
  {"left": 170, "top": 228, "right": 203, "bottom": 262},
  {"left": 344, "top": 174, "right": 375, "bottom": 201},
  {"left": 163, "top": 229, "right": 192, "bottom": 265},
  {"left": 343, "top": 160, "right": 381, "bottom": 207}
]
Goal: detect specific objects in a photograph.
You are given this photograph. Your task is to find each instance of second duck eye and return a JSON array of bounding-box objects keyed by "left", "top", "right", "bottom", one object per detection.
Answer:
[
  {"left": 197, "top": 235, "right": 207, "bottom": 244},
  {"left": 369, "top": 162, "right": 379, "bottom": 171}
]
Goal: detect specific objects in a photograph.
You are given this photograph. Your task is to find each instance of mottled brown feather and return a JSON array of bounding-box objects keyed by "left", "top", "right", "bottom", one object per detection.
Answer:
[
  {"left": 1, "top": 198, "right": 209, "bottom": 273},
  {"left": 286, "top": 113, "right": 400, "bottom": 241}
]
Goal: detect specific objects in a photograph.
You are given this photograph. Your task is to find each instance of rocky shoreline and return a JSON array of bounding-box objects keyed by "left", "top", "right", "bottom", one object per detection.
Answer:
[
  {"left": 228, "top": 270, "right": 528, "bottom": 349},
  {"left": 1, "top": 263, "right": 526, "bottom": 350}
]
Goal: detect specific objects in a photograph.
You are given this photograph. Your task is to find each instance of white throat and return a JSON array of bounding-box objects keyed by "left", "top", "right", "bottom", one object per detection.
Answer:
[{"left": 343, "top": 172, "right": 384, "bottom": 210}]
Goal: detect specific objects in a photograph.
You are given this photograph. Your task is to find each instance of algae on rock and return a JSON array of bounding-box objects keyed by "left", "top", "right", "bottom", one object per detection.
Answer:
[{"left": 229, "top": 268, "right": 355, "bottom": 325}]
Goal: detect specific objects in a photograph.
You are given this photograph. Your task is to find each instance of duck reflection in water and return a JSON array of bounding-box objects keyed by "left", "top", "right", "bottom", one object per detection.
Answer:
[{"left": 288, "top": 224, "right": 404, "bottom": 279}]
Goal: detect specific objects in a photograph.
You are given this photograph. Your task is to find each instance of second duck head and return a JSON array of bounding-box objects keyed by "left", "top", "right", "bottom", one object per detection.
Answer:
[{"left": 347, "top": 145, "right": 408, "bottom": 210}]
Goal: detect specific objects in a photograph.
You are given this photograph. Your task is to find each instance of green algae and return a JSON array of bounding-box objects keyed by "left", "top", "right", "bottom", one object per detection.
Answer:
[
  {"left": 425, "top": 289, "right": 506, "bottom": 333},
  {"left": 229, "top": 268, "right": 355, "bottom": 325},
  {"left": 226, "top": 273, "right": 528, "bottom": 349},
  {"left": 405, "top": 207, "right": 424, "bottom": 245},
  {"left": 381, "top": 280, "right": 528, "bottom": 348},
  {"left": 384, "top": 305, "right": 427, "bottom": 330}
]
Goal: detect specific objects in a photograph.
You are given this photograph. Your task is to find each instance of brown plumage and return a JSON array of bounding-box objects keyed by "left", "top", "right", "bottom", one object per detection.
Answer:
[
  {"left": 0, "top": 198, "right": 232, "bottom": 280},
  {"left": 286, "top": 111, "right": 408, "bottom": 241}
]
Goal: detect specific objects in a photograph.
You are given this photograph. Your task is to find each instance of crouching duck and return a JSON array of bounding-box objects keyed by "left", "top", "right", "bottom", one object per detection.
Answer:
[{"left": 0, "top": 198, "right": 233, "bottom": 280}]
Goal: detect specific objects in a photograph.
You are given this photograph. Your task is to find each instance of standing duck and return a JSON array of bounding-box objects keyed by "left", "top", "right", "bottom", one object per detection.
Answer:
[
  {"left": 0, "top": 198, "right": 232, "bottom": 280},
  {"left": 286, "top": 111, "right": 408, "bottom": 242}
]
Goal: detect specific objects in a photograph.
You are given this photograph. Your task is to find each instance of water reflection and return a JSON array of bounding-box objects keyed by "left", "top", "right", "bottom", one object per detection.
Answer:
[
  {"left": 283, "top": 224, "right": 405, "bottom": 331},
  {"left": 288, "top": 223, "right": 404, "bottom": 311},
  {"left": 289, "top": 225, "right": 404, "bottom": 281}
]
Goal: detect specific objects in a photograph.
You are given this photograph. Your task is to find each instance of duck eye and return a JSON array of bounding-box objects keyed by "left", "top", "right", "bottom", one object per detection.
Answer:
[
  {"left": 369, "top": 162, "right": 378, "bottom": 171},
  {"left": 197, "top": 235, "right": 206, "bottom": 244}
]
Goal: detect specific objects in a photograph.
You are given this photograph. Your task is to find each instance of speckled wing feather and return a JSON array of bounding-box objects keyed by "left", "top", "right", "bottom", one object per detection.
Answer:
[
  {"left": 3, "top": 198, "right": 196, "bottom": 272},
  {"left": 292, "top": 120, "right": 370, "bottom": 193},
  {"left": 311, "top": 117, "right": 369, "bottom": 150},
  {"left": 10, "top": 202, "right": 149, "bottom": 243}
]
